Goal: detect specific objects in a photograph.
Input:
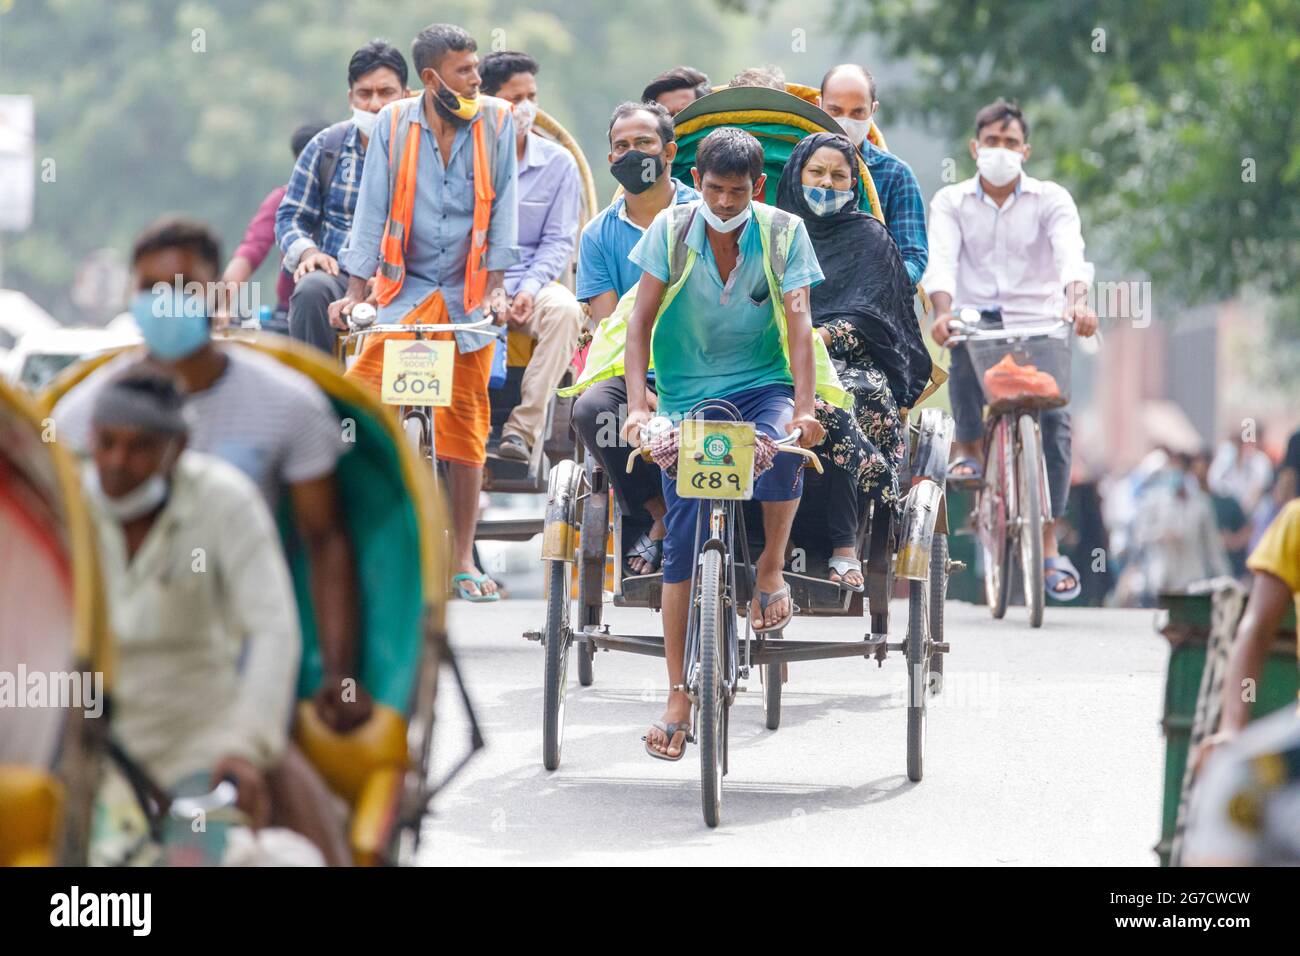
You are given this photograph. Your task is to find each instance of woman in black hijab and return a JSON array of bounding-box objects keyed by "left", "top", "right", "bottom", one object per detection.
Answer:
[{"left": 776, "top": 132, "right": 932, "bottom": 590}]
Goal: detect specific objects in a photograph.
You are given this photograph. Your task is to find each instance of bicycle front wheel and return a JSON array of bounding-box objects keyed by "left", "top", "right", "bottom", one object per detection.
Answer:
[
  {"left": 980, "top": 418, "right": 1012, "bottom": 619},
  {"left": 697, "top": 548, "right": 726, "bottom": 828},
  {"left": 1017, "top": 414, "right": 1045, "bottom": 628}
]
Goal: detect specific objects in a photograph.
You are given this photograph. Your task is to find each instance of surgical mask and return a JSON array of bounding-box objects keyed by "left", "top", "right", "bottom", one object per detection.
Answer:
[
  {"left": 130, "top": 289, "right": 210, "bottom": 360},
  {"left": 351, "top": 106, "right": 379, "bottom": 137},
  {"left": 610, "top": 149, "right": 664, "bottom": 194},
  {"left": 836, "top": 115, "right": 872, "bottom": 148},
  {"left": 85, "top": 467, "right": 170, "bottom": 523},
  {"left": 698, "top": 201, "right": 751, "bottom": 234},
  {"left": 976, "top": 146, "right": 1023, "bottom": 187},
  {"left": 802, "top": 184, "right": 855, "bottom": 217},
  {"left": 512, "top": 98, "right": 537, "bottom": 135},
  {"left": 431, "top": 70, "right": 480, "bottom": 121}
]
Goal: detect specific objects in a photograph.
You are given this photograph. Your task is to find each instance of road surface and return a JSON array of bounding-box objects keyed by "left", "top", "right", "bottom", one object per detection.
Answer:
[{"left": 421, "top": 595, "right": 1167, "bottom": 865}]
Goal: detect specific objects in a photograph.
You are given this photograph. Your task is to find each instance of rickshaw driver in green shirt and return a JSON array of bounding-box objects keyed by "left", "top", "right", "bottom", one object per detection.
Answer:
[{"left": 620, "top": 127, "right": 833, "bottom": 760}]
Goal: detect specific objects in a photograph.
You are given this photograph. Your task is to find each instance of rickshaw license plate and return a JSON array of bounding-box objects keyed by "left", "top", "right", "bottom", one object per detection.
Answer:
[
  {"left": 677, "top": 420, "right": 756, "bottom": 500},
  {"left": 380, "top": 340, "right": 455, "bottom": 406}
]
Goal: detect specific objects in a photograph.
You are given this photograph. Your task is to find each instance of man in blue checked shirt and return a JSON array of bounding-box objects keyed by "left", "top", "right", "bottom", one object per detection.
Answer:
[
  {"left": 276, "top": 40, "right": 410, "bottom": 354},
  {"left": 819, "top": 63, "right": 928, "bottom": 286}
]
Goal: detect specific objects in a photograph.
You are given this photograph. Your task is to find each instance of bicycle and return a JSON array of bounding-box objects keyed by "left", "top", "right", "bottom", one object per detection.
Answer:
[
  {"left": 945, "top": 309, "right": 1079, "bottom": 628},
  {"left": 341, "top": 304, "right": 501, "bottom": 494}
]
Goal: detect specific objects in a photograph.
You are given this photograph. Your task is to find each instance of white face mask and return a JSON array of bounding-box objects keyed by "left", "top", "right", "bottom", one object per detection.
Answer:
[
  {"left": 512, "top": 98, "right": 537, "bottom": 135},
  {"left": 836, "top": 115, "right": 872, "bottom": 148},
  {"left": 698, "top": 201, "right": 752, "bottom": 234},
  {"left": 86, "top": 468, "right": 170, "bottom": 523},
  {"left": 976, "top": 146, "right": 1024, "bottom": 187},
  {"left": 351, "top": 106, "right": 379, "bottom": 137}
]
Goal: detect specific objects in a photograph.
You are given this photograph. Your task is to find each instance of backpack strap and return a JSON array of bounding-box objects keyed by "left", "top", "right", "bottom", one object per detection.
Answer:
[
  {"left": 315, "top": 120, "right": 351, "bottom": 202},
  {"left": 666, "top": 203, "right": 699, "bottom": 289},
  {"left": 764, "top": 207, "right": 793, "bottom": 291}
]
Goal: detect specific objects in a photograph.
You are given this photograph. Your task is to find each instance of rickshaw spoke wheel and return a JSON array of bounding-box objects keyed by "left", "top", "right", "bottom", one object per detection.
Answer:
[
  {"left": 906, "top": 569, "right": 930, "bottom": 782},
  {"left": 542, "top": 560, "right": 571, "bottom": 771},
  {"left": 981, "top": 420, "right": 1012, "bottom": 619},
  {"left": 697, "top": 549, "right": 725, "bottom": 828},
  {"left": 928, "top": 532, "right": 948, "bottom": 692},
  {"left": 1017, "top": 415, "right": 1045, "bottom": 629}
]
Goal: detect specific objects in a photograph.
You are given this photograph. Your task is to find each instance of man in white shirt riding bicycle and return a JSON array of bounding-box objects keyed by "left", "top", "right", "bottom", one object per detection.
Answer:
[{"left": 924, "top": 98, "right": 1098, "bottom": 600}]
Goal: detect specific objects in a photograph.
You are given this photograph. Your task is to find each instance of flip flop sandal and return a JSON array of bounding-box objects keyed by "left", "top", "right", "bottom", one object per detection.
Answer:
[
  {"left": 947, "top": 456, "right": 983, "bottom": 483},
  {"left": 752, "top": 585, "right": 795, "bottom": 635},
  {"left": 1044, "top": 556, "right": 1082, "bottom": 602},
  {"left": 451, "top": 572, "right": 501, "bottom": 603},
  {"left": 642, "top": 720, "right": 692, "bottom": 761},
  {"left": 624, "top": 532, "right": 663, "bottom": 575},
  {"left": 828, "top": 555, "right": 865, "bottom": 593}
]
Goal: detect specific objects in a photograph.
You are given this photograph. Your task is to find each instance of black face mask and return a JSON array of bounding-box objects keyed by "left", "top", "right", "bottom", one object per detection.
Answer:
[{"left": 610, "top": 149, "right": 665, "bottom": 194}]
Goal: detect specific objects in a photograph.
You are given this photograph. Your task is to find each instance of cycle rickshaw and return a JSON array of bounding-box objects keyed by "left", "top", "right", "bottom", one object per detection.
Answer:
[
  {"left": 532, "top": 85, "right": 958, "bottom": 826},
  {"left": 37, "top": 334, "right": 480, "bottom": 865},
  {"left": 0, "top": 378, "right": 110, "bottom": 865},
  {"left": 334, "top": 108, "right": 600, "bottom": 545}
]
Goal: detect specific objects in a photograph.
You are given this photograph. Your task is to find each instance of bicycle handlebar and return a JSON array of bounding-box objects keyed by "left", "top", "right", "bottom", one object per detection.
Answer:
[
  {"left": 624, "top": 425, "right": 824, "bottom": 475},
  {"left": 168, "top": 779, "right": 239, "bottom": 820},
  {"left": 341, "top": 313, "right": 501, "bottom": 345},
  {"left": 944, "top": 310, "right": 1073, "bottom": 347}
]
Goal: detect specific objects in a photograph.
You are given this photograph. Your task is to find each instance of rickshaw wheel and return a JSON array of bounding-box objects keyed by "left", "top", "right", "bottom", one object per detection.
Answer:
[
  {"left": 1017, "top": 415, "right": 1045, "bottom": 628},
  {"left": 762, "top": 661, "right": 782, "bottom": 730},
  {"left": 542, "top": 560, "right": 571, "bottom": 771},
  {"left": 905, "top": 574, "right": 930, "bottom": 783},
  {"left": 928, "top": 533, "right": 948, "bottom": 692},
  {"left": 697, "top": 549, "right": 726, "bottom": 828},
  {"left": 575, "top": 464, "right": 607, "bottom": 687}
]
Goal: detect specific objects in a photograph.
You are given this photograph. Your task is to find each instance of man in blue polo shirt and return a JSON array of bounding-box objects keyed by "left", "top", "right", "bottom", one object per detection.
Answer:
[
  {"left": 819, "top": 63, "right": 928, "bottom": 286},
  {"left": 571, "top": 101, "right": 698, "bottom": 575}
]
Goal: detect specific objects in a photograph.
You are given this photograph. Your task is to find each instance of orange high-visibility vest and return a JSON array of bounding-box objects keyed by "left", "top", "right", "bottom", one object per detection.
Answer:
[{"left": 373, "top": 95, "right": 509, "bottom": 313}]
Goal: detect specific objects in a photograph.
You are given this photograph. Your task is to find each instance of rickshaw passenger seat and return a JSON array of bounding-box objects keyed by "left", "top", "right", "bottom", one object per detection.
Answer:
[
  {"left": 0, "top": 766, "right": 63, "bottom": 866},
  {"left": 293, "top": 701, "right": 408, "bottom": 806},
  {"left": 507, "top": 329, "right": 535, "bottom": 367}
]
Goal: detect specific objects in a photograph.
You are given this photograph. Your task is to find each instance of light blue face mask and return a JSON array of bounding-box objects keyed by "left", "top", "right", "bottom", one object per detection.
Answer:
[
  {"left": 130, "top": 288, "right": 210, "bottom": 360},
  {"left": 802, "top": 184, "right": 856, "bottom": 217}
]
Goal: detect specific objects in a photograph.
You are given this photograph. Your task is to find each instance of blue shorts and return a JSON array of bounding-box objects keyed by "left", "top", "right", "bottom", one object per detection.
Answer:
[{"left": 660, "top": 384, "right": 803, "bottom": 584}]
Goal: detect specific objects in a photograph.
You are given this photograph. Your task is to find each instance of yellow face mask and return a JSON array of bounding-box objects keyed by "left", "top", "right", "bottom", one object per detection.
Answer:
[{"left": 431, "top": 69, "right": 480, "bottom": 121}]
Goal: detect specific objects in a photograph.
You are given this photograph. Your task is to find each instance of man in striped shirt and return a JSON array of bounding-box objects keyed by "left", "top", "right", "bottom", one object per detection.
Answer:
[
  {"left": 55, "top": 218, "right": 369, "bottom": 736},
  {"left": 276, "top": 40, "right": 410, "bottom": 354}
]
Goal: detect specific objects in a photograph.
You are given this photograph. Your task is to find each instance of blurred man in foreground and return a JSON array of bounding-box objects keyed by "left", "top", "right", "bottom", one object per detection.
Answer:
[{"left": 84, "top": 368, "right": 348, "bottom": 864}]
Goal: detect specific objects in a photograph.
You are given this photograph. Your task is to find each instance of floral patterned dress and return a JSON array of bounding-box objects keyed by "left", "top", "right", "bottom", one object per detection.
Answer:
[{"left": 813, "top": 317, "right": 906, "bottom": 507}]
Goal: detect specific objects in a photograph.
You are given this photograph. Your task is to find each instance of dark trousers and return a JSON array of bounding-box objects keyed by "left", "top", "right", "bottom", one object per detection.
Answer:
[
  {"left": 288, "top": 270, "right": 350, "bottom": 355},
  {"left": 947, "top": 310, "right": 1072, "bottom": 518},
  {"left": 826, "top": 467, "right": 861, "bottom": 550},
  {"left": 571, "top": 375, "right": 662, "bottom": 516}
]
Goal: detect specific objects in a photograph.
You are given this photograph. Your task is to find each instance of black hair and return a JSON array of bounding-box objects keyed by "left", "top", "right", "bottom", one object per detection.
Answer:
[
  {"left": 347, "top": 39, "right": 408, "bottom": 89},
  {"left": 820, "top": 63, "right": 876, "bottom": 104},
  {"left": 131, "top": 217, "right": 221, "bottom": 274},
  {"left": 291, "top": 122, "right": 327, "bottom": 158},
  {"left": 641, "top": 66, "right": 710, "bottom": 104},
  {"left": 607, "top": 100, "right": 675, "bottom": 147},
  {"left": 695, "top": 127, "right": 763, "bottom": 183},
  {"left": 411, "top": 23, "right": 476, "bottom": 76},
  {"left": 974, "top": 98, "right": 1029, "bottom": 140},
  {"left": 479, "top": 50, "right": 539, "bottom": 96},
  {"left": 106, "top": 367, "right": 187, "bottom": 415}
]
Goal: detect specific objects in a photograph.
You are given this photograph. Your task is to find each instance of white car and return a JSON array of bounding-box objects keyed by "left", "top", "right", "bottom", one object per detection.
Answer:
[{"left": 2, "top": 326, "right": 140, "bottom": 392}]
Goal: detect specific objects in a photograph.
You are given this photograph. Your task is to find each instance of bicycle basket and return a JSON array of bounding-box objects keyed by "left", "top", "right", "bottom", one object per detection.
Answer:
[{"left": 965, "top": 325, "right": 1071, "bottom": 413}]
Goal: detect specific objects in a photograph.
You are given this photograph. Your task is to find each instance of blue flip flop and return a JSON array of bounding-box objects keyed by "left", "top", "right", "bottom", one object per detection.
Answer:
[
  {"left": 451, "top": 572, "right": 500, "bottom": 602},
  {"left": 1044, "top": 556, "right": 1082, "bottom": 602}
]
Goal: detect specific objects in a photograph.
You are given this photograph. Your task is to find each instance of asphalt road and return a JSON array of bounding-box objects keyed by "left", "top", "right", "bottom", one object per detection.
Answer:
[{"left": 420, "top": 594, "right": 1168, "bottom": 866}]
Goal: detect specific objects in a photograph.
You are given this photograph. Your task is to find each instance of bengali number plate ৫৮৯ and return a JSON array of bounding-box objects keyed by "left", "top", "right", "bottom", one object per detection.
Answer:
[
  {"left": 676, "top": 420, "right": 756, "bottom": 500},
  {"left": 380, "top": 339, "right": 455, "bottom": 406}
]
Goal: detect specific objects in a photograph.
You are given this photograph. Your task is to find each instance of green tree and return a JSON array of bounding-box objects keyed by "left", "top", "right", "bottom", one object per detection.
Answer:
[{"left": 753, "top": 0, "right": 1300, "bottom": 319}]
